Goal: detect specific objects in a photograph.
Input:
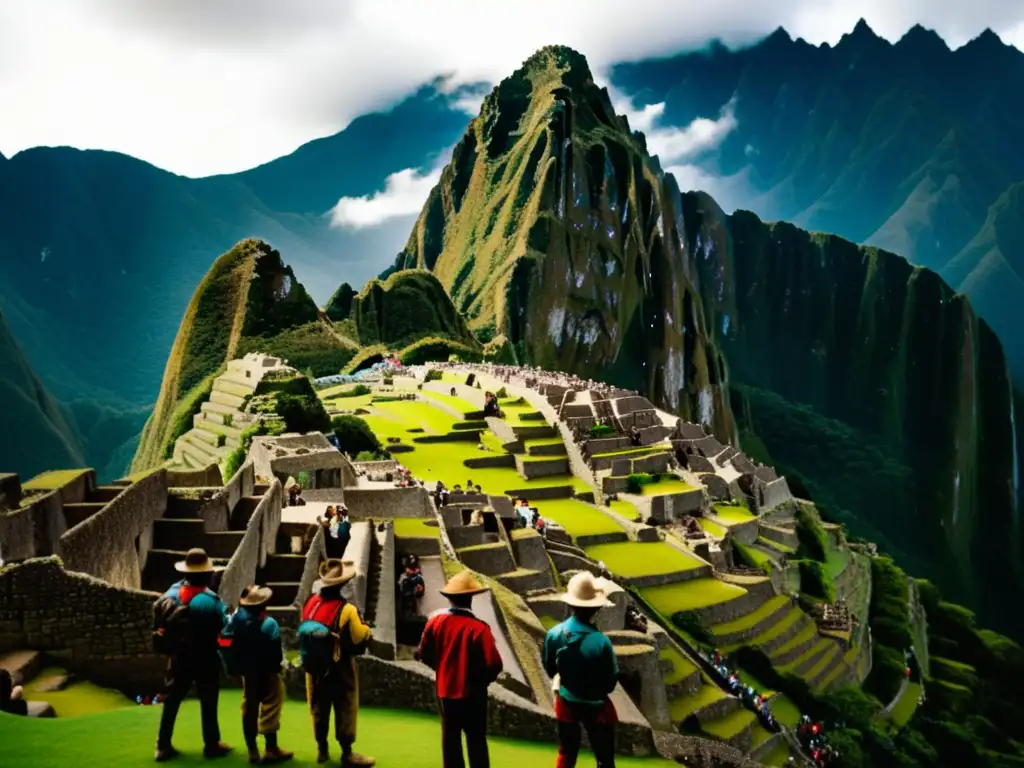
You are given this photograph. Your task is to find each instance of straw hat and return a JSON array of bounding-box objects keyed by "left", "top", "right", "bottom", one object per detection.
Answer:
[
  {"left": 561, "top": 571, "right": 613, "bottom": 608},
  {"left": 174, "top": 548, "right": 223, "bottom": 573},
  {"left": 440, "top": 570, "right": 488, "bottom": 597},
  {"left": 239, "top": 585, "right": 273, "bottom": 607},
  {"left": 319, "top": 559, "right": 357, "bottom": 587}
]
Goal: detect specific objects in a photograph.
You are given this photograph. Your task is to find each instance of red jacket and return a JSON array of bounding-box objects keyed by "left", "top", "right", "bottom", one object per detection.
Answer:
[{"left": 417, "top": 608, "right": 503, "bottom": 699}]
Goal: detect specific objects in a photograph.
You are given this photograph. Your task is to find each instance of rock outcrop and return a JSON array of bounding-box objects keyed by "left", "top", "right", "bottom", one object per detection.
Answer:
[
  {"left": 395, "top": 46, "right": 735, "bottom": 440},
  {"left": 132, "top": 239, "right": 353, "bottom": 470},
  {"left": 395, "top": 45, "right": 1023, "bottom": 635}
]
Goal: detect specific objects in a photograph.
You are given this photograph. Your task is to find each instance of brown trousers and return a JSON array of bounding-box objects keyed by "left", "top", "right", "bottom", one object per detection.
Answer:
[
  {"left": 241, "top": 672, "right": 285, "bottom": 745},
  {"left": 306, "top": 658, "right": 359, "bottom": 748}
]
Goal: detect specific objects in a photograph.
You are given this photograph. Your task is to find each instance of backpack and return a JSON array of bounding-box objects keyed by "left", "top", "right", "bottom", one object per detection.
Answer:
[
  {"left": 298, "top": 596, "right": 347, "bottom": 675},
  {"left": 220, "top": 610, "right": 262, "bottom": 677},
  {"left": 554, "top": 628, "right": 605, "bottom": 701},
  {"left": 153, "top": 584, "right": 207, "bottom": 656}
]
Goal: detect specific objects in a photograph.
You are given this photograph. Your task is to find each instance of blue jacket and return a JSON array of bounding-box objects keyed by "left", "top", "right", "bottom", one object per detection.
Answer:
[{"left": 543, "top": 615, "right": 619, "bottom": 705}]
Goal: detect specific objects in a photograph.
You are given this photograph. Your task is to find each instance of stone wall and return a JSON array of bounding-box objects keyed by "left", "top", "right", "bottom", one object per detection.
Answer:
[
  {"left": 370, "top": 523, "right": 397, "bottom": 660},
  {"left": 515, "top": 384, "right": 599, "bottom": 497},
  {"left": 296, "top": 525, "right": 327, "bottom": 608},
  {"left": 60, "top": 470, "right": 168, "bottom": 590},
  {"left": 283, "top": 656, "right": 657, "bottom": 756},
  {"left": 0, "top": 557, "right": 164, "bottom": 691},
  {"left": 760, "top": 477, "right": 793, "bottom": 511},
  {"left": 166, "top": 464, "right": 223, "bottom": 488},
  {"left": 345, "top": 486, "right": 433, "bottom": 518},
  {"left": 219, "top": 480, "right": 282, "bottom": 609},
  {"left": 223, "top": 461, "right": 257, "bottom": 516},
  {"left": 351, "top": 459, "right": 399, "bottom": 475},
  {"left": 694, "top": 578, "right": 777, "bottom": 625},
  {"left": 516, "top": 456, "right": 570, "bottom": 479},
  {"left": 649, "top": 489, "right": 705, "bottom": 523},
  {"left": 0, "top": 492, "right": 65, "bottom": 562}
]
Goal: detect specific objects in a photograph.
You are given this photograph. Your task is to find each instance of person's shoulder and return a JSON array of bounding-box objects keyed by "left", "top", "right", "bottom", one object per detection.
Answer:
[
  {"left": 261, "top": 616, "right": 281, "bottom": 639},
  {"left": 544, "top": 619, "right": 569, "bottom": 641}
]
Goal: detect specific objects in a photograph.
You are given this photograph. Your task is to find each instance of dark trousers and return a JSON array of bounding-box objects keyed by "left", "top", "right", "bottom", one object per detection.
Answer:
[
  {"left": 157, "top": 653, "right": 221, "bottom": 749},
  {"left": 556, "top": 700, "right": 616, "bottom": 768},
  {"left": 439, "top": 695, "right": 489, "bottom": 768}
]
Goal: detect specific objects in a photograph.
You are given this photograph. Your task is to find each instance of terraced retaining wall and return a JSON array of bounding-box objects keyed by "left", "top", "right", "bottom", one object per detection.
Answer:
[
  {"left": 166, "top": 464, "right": 223, "bottom": 488},
  {"left": 345, "top": 485, "right": 434, "bottom": 518},
  {"left": 219, "top": 479, "right": 283, "bottom": 610},
  {"left": 61, "top": 470, "right": 168, "bottom": 590},
  {"left": 0, "top": 557, "right": 164, "bottom": 691},
  {"left": 284, "top": 656, "right": 658, "bottom": 756}
]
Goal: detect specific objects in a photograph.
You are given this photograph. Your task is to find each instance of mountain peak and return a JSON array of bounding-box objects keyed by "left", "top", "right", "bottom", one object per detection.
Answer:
[
  {"left": 518, "top": 45, "right": 594, "bottom": 85},
  {"left": 837, "top": 18, "right": 885, "bottom": 50},
  {"left": 764, "top": 26, "right": 792, "bottom": 45},
  {"left": 897, "top": 23, "right": 949, "bottom": 53}
]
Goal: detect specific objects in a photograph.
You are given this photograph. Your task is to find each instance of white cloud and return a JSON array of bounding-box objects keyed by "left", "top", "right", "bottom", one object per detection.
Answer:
[
  {"left": 0, "top": 1, "right": 1021, "bottom": 176},
  {"left": 645, "top": 99, "right": 738, "bottom": 166},
  {"left": 331, "top": 153, "right": 448, "bottom": 229}
]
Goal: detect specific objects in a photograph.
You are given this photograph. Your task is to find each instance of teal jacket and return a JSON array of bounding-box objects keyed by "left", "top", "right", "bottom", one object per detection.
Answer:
[
  {"left": 164, "top": 580, "right": 228, "bottom": 650},
  {"left": 225, "top": 606, "right": 283, "bottom": 673},
  {"left": 543, "top": 615, "right": 619, "bottom": 705}
]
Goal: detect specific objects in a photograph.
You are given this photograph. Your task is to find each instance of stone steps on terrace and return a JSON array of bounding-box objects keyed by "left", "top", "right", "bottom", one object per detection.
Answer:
[
  {"left": 142, "top": 548, "right": 230, "bottom": 592},
  {"left": 778, "top": 637, "right": 835, "bottom": 678},
  {"left": 215, "top": 373, "right": 258, "bottom": 392},
  {"left": 809, "top": 642, "right": 849, "bottom": 690},
  {"left": 700, "top": 705, "right": 758, "bottom": 751},
  {"left": 495, "top": 567, "right": 554, "bottom": 594},
  {"left": 213, "top": 378, "right": 255, "bottom": 399},
  {"left": 210, "top": 389, "right": 247, "bottom": 409},
  {"left": 0, "top": 651, "right": 56, "bottom": 718},
  {"left": 192, "top": 414, "right": 244, "bottom": 440},
  {"left": 177, "top": 433, "right": 229, "bottom": 468}
]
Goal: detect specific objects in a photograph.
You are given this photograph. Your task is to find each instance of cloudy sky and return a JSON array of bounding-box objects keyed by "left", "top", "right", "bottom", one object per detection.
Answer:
[{"left": 2, "top": 0, "right": 1023, "bottom": 181}]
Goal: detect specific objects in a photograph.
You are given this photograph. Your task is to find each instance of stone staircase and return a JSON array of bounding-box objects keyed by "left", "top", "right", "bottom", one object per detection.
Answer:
[
  {"left": 170, "top": 355, "right": 289, "bottom": 471},
  {"left": 62, "top": 478, "right": 131, "bottom": 528},
  {"left": 141, "top": 489, "right": 261, "bottom": 593}
]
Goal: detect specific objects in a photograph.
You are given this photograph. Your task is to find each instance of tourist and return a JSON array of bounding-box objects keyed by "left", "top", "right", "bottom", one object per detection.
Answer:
[
  {"left": 0, "top": 668, "right": 27, "bottom": 716},
  {"left": 397, "top": 554, "right": 426, "bottom": 619},
  {"left": 483, "top": 391, "right": 500, "bottom": 418},
  {"left": 288, "top": 485, "right": 306, "bottom": 507},
  {"left": 628, "top": 426, "right": 641, "bottom": 447},
  {"left": 224, "top": 585, "right": 294, "bottom": 764},
  {"left": 543, "top": 571, "right": 619, "bottom": 768},
  {"left": 329, "top": 506, "right": 352, "bottom": 559},
  {"left": 415, "top": 570, "right": 503, "bottom": 768},
  {"left": 153, "top": 548, "right": 232, "bottom": 762},
  {"left": 301, "top": 560, "right": 374, "bottom": 766},
  {"left": 469, "top": 507, "right": 485, "bottom": 526}
]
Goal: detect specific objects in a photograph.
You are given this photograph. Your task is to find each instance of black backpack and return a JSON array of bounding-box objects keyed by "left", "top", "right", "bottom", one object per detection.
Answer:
[
  {"left": 153, "top": 595, "right": 191, "bottom": 656},
  {"left": 220, "top": 610, "right": 262, "bottom": 677}
]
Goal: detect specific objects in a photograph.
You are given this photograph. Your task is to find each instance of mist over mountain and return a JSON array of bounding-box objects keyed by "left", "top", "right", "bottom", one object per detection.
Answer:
[{"left": 610, "top": 20, "right": 1024, "bottom": 384}]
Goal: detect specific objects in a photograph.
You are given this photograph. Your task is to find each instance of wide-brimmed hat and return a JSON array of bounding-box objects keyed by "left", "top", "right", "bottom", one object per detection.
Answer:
[
  {"left": 319, "top": 559, "right": 356, "bottom": 587},
  {"left": 174, "top": 548, "right": 223, "bottom": 573},
  {"left": 561, "top": 571, "right": 613, "bottom": 608},
  {"left": 239, "top": 585, "right": 273, "bottom": 607},
  {"left": 440, "top": 570, "right": 488, "bottom": 597}
]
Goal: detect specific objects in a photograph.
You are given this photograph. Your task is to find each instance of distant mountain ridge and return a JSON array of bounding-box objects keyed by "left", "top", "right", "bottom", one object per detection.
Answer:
[
  {"left": 611, "top": 20, "right": 1024, "bottom": 384},
  {"left": 396, "top": 44, "right": 1023, "bottom": 636}
]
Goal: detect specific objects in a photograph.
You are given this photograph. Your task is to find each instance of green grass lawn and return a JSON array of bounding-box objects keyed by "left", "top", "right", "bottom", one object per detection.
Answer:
[
  {"left": 889, "top": 681, "right": 923, "bottom": 728},
  {"left": 734, "top": 542, "right": 774, "bottom": 570},
  {"left": 771, "top": 622, "right": 818, "bottom": 661},
  {"left": 22, "top": 469, "right": 92, "bottom": 492},
  {"left": 735, "top": 608, "right": 805, "bottom": 654},
  {"left": 757, "top": 536, "right": 795, "bottom": 555},
  {"left": 766, "top": 694, "right": 801, "bottom": 728},
  {"left": 391, "top": 518, "right": 440, "bottom": 539},
  {"left": 21, "top": 668, "right": 132, "bottom": 718},
  {"left": 761, "top": 738, "right": 792, "bottom": 766},
  {"left": 0, "top": 698, "right": 681, "bottom": 767},
  {"left": 701, "top": 706, "right": 755, "bottom": 739},
  {"left": 584, "top": 541, "right": 704, "bottom": 578},
  {"left": 712, "top": 595, "right": 790, "bottom": 637},
  {"left": 533, "top": 499, "right": 625, "bottom": 537},
  {"left": 667, "top": 682, "right": 727, "bottom": 722},
  {"left": 637, "top": 477, "right": 696, "bottom": 496},
  {"left": 373, "top": 400, "right": 460, "bottom": 435},
  {"left": 592, "top": 445, "right": 671, "bottom": 459},
  {"left": 660, "top": 646, "right": 698, "bottom": 685},
  {"left": 421, "top": 390, "right": 479, "bottom": 416},
  {"left": 606, "top": 499, "right": 640, "bottom": 521},
  {"left": 711, "top": 504, "right": 755, "bottom": 525},
  {"left": 697, "top": 518, "right": 727, "bottom": 538},
  {"left": 640, "top": 579, "right": 747, "bottom": 615},
  {"left": 825, "top": 545, "right": 851, "bottom": 580},
  {"left": 323, "top": 394, "right": 375, "bottom": 411}
]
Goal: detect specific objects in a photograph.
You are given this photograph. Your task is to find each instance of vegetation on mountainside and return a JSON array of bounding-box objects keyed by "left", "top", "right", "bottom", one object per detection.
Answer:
[
  {"left": 331, "top": 415, "right": 384, "bottom": 458},
  {"left": 0, "top": 308, "right": 85, "bottom": 478},
  {"left": 611, "top": 23, "right": 1024, "bottom": 384},
  {"left": 324, "top": 281, "right": 356, "bottom": 322},
  {"left": 131, "top": 240, "right": 352, "bottom": 472},
  {"left": 794, "top": 504, "right": 830, "bottom": 562},
  {"left": 160, "top": 370, "right": 220, "bottom": 461}
]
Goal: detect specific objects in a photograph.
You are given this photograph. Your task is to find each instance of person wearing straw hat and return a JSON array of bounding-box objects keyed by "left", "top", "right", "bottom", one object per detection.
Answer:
[
  {"left": 415, "top": 570, "right": 503, "bottom": 768},
  {"left": 301, "top": 560, "right": 374, "bottom": 767},
  {"left": 154, "top": 548, "right": 232, "bottom": 762},
  {"left": 223, "top": 585, "right": 294, "bottom": 765},
  {"left": 543, "top": 572, "right": 620, "bottom": 768}
]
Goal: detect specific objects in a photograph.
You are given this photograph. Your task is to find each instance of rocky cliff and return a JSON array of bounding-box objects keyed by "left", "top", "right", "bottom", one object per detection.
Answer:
[
  {"left": 132, "top": 239, "right": 354, "bottom": 470},
  {"left": 395, "top": 46, "right": 735, "bottom": 440},
  {"left": 0, "top": 308, "right": 85, "bottom": 477},
  {"left": 396, "top": 46, "right": 1022, "bottom": 634}
]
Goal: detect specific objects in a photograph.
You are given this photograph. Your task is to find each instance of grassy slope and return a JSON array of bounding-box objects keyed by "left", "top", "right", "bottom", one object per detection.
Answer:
[
  {"left": 0, "top": 698, "right": 677, "bottom": 768},
  {"left": 132, "top": 239, "right": 351, "bottom": 470}
]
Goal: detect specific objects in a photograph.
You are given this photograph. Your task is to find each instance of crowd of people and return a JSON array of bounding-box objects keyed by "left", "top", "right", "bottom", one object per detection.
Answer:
[
  {"left": 798, "top": 715, "right": 840, "bottom": 765},
  {"left": 708, "top": 650, "right": 780, "bottom": 733}
]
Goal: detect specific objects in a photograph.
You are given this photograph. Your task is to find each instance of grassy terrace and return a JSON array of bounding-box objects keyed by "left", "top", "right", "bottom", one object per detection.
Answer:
[
  {"left": 592, "top": 445, "right": 672, "bottom": 459},
  {"left": 641, "top": 578, "right": 747, "bottom": 615},
  {"left": 420, "top": 389, "right": 479, "bottom": 415},
  {"left": 391, "top": 517, "right": 440, "bottom": 539},
  {"left": 724, "top": 607, "right": 804, "bottom": 653},
  {"left": 661, "top": 646, "right": 698, "bottom": 684},
  {"left": 712, "top": 595, "right": 790, "bottom": 638},
  {"left": 534, "top": 499, "right": 625, "bottom": 536},
  {"left": 711, "top": 504, "right": 756, "bottom": 525},
  {"left": 889, "top": 681, "right": 923, "bottom": 728},
  {"left": 757, "top": 536, "right": 795, "bottom": 555},
  {"left": 668, "top": 680, "right": 727, "bottom": 722},
  {"left": 770, "top": 621, "right": 818, "bottom": 660},
  {"left": 0, "top": 699, "right": 680, "bottom": 768},
  {"left": 634, "top": 476, "right": 696, "bottom": 496},
  {"left": 22, "top": 469, "right": 92, "bottom": 492},
  {"left": 735, "top": 542, "right": 774, "bottom": 569},
  {"left": 701, "top": 706, "right": 755, "bottom": 740},
  {"left": 584, "top": 541, "right": 705, "bottom": 578},
  {"left": 21, "top": 667, "right": 131, "bottom": 718},
  {"left": 698, "top": 517, "right": 727, "bottom": 538}
]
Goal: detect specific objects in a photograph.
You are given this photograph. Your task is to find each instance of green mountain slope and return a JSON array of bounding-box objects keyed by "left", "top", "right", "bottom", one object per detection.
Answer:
[
  {"left": 611, "top": 22, "right": 1024, "bottom": 382},
  {"left": 0, "top": 85, "right": 471, "bottom": 475},
  {"left": 395, "top": 46, "right": 735, "bottom": 439},
  {"left": 0, "top": 307, "right": 85, "bottom": 478},
  {"left": 398, "top": 45, "right": 1023, "bottom": 636},
  {"left": 131, "top": 239, "right": 354, "bottom": 470}
]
